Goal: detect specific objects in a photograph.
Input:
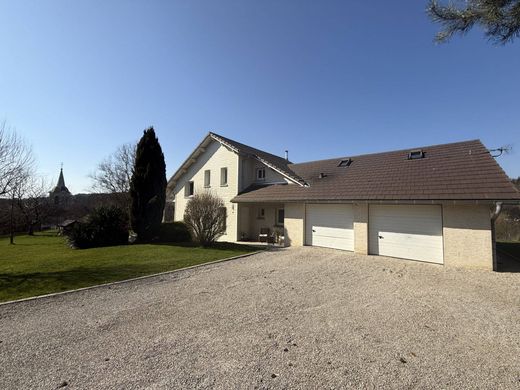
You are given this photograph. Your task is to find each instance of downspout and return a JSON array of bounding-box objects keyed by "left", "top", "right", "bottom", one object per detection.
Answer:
[
  {"left": 491, "top": 202, "right": 503, "bottom": 221},
  {"left": 491, "top": 202, "right": 503, "bottom": 271}
]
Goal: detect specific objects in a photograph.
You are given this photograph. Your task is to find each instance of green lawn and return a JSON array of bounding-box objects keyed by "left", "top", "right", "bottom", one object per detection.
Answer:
[{"left": 0, "top": 232, "right": 260, "bottom": 303}]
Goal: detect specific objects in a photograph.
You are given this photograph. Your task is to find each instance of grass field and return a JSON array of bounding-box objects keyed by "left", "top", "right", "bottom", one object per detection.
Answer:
[{"left": 0, "top": 232, "right": 260, "bottom": 303}]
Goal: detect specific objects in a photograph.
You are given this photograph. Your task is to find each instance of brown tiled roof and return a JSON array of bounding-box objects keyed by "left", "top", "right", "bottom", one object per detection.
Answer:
[
  {"left": 232, "top": 139, "right": 520, "bottom": 203},
  {"left": 210, "top": 133, "right": 306, "bottom": 185},
  {"left": 167, "top": 132, "right": 306, "bottom": 193}
]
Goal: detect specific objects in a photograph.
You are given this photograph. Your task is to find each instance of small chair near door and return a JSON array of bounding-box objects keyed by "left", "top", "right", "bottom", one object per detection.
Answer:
[{"left": 258, "top": 228, "right": 270, "bottom": 243}]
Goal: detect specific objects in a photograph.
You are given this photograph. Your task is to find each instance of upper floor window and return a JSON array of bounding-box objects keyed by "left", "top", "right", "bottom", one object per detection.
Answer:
[
  {"left": 185, "top": 181, "right": 194, "bottom": 197},
  {"left": 220, "top": 167, "right": 228, "bottom": 186},
  {"left": 204, "top": 170, "right": 211, "bottom": 187},
  {"left": 256, "top": 167, "right": 266, "bottom": 181}
]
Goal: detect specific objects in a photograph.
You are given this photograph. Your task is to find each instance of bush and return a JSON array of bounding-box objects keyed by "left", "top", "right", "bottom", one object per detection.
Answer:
[
  {"left": 157, "top": 222, "right": 191, "bottom": 243},
  {"left": 66, "top": 206, "right": 129, "bottom": 249},
  {"left": 184, "top": 192, "right": 226, "bottom": 247}
]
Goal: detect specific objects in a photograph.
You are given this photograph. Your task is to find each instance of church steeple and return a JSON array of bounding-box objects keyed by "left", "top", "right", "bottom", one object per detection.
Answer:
[
  {"left": 50, "top": 165, "right": 71, "bottom": 197},
  {"left": 56, "top": 167, "right": 68, "bottom": 191},
  {"left": 57, "top": 167, "right": 66, "bottom": 189}
]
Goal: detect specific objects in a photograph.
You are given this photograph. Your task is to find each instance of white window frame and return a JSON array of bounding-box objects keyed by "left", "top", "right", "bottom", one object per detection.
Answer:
[
  {"left": 256, "top": 167, "right": 266, "bottom": 181},
  {"left": 204, "top": 170, "right": 211, "bottom": 188},
  {"left": 185, "top": 181, "right": 194, "bottom": 197},
  {"left": 220, "top": 167, "right": 228, "bottom": 186}
]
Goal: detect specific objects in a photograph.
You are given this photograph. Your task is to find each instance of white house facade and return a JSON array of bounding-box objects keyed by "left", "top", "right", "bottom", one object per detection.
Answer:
[{"left": 167, "top": 133, "right": 520, "bottom": 271}]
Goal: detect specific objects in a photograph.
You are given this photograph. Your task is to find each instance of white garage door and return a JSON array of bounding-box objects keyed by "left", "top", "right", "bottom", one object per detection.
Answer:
[
  {"left": 369, "top": 205, "right": 443, "bottom": 264},
  {"left": 306, "top": 204, "right": 354, "bottom": 251}
]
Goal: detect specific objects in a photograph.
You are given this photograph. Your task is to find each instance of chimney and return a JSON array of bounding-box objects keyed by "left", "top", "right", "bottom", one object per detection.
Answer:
[{"left": 285, "top": 150, "right": 289, "bottom": 161}]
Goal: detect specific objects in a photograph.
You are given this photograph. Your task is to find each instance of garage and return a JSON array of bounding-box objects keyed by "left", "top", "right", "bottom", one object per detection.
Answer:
[
  {"left": 305, "top": 204, "right": 354, "bottom": 251},
  {"left": 369, "top": 205, "right": 443, "bottom": 264}
]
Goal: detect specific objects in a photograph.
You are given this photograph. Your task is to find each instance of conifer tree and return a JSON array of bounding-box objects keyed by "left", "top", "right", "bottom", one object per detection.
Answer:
[
  {"left": 130, "top": 127, "right": 166, "bottom": 241},
  {"left": 428, "top": 0, "right": 520, "bottom": 44}
]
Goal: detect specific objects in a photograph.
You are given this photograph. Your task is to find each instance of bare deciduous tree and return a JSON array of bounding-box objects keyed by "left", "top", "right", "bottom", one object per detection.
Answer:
[
  {"left": 184, "top": 192, "right": 227, "bottom": 246},
  {"left": 15, "top": 175, "right": 51, "bottom": 236},
  {"left": 89, "top": 143, "right": 136, "bottom": 195},
  {"left": 7, "top": 168, "right": 30, "bottom": 244},
  {"left": 89, "top": 143, "right": 136, "bottom": 212},
  {"left": 0, "top": 121, "right": 34, "bottom": 197}
]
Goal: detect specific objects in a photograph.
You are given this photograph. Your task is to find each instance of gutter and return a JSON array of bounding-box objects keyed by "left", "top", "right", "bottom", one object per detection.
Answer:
[
  {"left": 231, "top": 198, "right": 520, "bottom": 205},
  {"left": 491, "top": 201, "right": 503, "bottom": 272}
]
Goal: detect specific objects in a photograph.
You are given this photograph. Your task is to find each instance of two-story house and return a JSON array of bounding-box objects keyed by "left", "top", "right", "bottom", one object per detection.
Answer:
[
  {"left": 167, "top": 132, "right": 520, "bottom": 270},
  {"left": 166, "top": 133, "right": 297, "bottom": 242}
]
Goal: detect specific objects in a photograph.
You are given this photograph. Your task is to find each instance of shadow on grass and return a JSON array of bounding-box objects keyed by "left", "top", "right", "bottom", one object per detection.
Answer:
[
  {"left": 496, "top": 242, "right": 520, "bottom": 273},
  {"left": 67, "top": 241, "right": 263, "bottom": 252},
  {"left": 150, "top": 241, "right": 265, "bottom": 251},
  {"left": 0, "top": 244, "right": 261, "bottom": 302},
  {"left": 0, "top": 263, "right": 152, "bottom": 285},
  {"left": 0, "top": 261, "right": 207, "bottom": 302}
]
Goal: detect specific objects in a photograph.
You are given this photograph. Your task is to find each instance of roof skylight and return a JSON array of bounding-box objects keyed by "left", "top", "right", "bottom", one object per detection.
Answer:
[
  {"left": 408, "top": 150, "right": 425, "bottom": 160},
  {"left": 338, "top": 158, "right": 352, "bottom": 167}
]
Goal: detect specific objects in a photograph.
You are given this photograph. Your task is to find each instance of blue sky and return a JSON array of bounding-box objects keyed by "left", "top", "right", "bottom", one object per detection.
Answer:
[{"left": 1, "top": 0, "right": 518, "bottom": 193}]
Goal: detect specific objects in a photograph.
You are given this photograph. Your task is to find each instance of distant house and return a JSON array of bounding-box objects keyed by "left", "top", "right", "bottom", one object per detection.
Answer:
[
  {"left": 167, "top": 133, "right": 520, "bottom": 270},
  {"left": 57, "top": 219, "right": 77, "bottom": 235}
]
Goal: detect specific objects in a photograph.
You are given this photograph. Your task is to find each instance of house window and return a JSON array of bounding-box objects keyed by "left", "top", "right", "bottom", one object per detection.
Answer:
[
  {"left": 204, "top": 170, "right": 211, "bottom": 187},
  {"left": 257, "top": 208, "right": 265, "bottom": 219},
  {"left": 219, "top": 207, "right": 227, "bottom": 232},
  {"left": 185, "top": 181, "right": 194, "bottom": 197},
  {"left": 220, "top": 167, "right": 228, "bottom": 186},
  {"left": 256, "top": 167, "right": 266, "bottom": 181},
  {"left": 276, "top": 208, "right": 285, "bottom": 226}
]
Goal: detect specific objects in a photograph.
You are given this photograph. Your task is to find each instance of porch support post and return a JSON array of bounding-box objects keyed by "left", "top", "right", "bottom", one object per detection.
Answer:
[
  {"left": 284, "top": 203, "right": 305, "bottom": 247},
  {"left": 353, "top": 203, "right": 369, "bottom": 255}
]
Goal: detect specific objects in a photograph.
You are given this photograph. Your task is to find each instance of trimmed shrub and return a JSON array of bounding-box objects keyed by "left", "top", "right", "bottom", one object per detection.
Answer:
[
  {"left": 66, "top": 206, "right": 129, "bottom": 249},
  {"left": 184, "top": 192, "right": 226, "bottom": 246},
  {"left": 157, "top": 222, "right": 191, "bottom": 243}
]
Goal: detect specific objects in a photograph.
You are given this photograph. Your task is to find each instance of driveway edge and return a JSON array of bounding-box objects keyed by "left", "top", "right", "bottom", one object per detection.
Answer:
[{"left": 0, "top": 250, "right": 263, "bottom": 307}]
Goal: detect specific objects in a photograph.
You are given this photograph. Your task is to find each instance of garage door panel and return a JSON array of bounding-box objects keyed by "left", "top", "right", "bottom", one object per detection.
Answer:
[
  {"left": 369, "top": 205, "right": 443, "bottom": 264},
  {"left": 313, "top": 226, "right": 352, "bottom": 239},
  {"left": 306, "top": 204, "right": 354, "bottom": 251},
  {"left": 371, "top": 235, "right": 443, "bottom": 263}
]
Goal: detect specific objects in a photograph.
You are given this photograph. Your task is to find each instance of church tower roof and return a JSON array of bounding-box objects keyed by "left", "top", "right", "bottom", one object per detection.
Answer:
[
  {"left": 51, "top": 167, "right": 71, "bottom": 196},
  {"left": 57, "top": 168, "right": 66, "bottom": 188}
]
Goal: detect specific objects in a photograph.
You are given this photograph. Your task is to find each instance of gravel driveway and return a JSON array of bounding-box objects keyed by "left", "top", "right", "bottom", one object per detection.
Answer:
[{"left": 1, "top": 247, "right": 520, "bottom": 389}]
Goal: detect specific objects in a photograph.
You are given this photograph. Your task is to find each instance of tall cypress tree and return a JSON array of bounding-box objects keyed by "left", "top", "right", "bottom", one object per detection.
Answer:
[{"left": 130, "top": 127, "right": 166, "bottom": 241}]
